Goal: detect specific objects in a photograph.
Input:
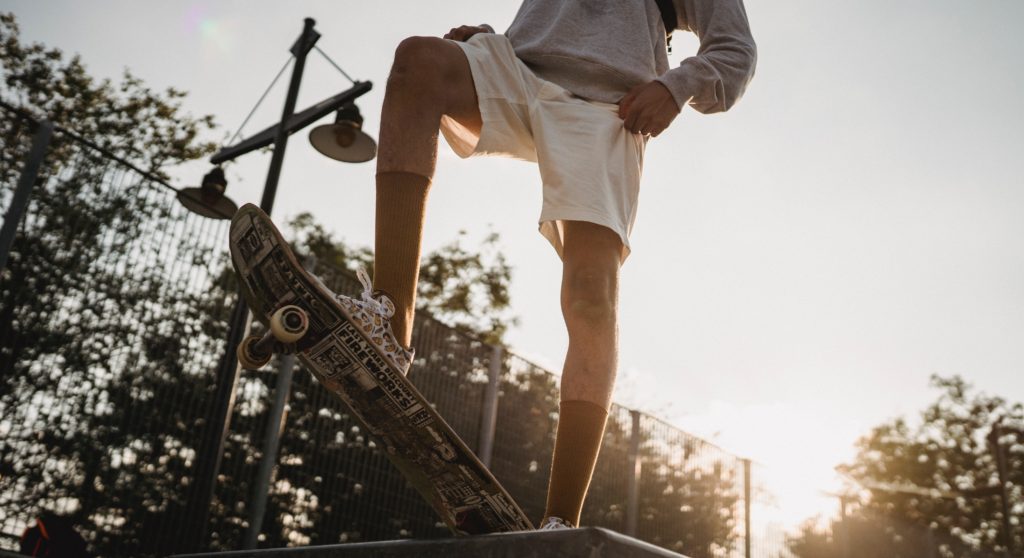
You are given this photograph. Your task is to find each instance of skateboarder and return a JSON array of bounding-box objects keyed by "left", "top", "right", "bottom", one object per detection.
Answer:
[{"left": 330, "top": 0, "right": 756, "bottom": 530}]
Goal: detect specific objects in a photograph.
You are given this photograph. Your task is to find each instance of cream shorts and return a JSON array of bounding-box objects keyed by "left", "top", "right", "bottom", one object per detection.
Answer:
[{"left": 439, "top": 33, "right": 647, "bottom": 261}]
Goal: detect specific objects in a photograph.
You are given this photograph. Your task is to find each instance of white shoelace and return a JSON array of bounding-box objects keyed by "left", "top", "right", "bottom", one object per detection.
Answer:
[
  {"left": 310, "top": 266, "right": 414, "bottom": 373},
  {"left": 353, "top": 268, "right": 396, "bottom": 319},
  {"left": 309, "top": 266, "right": 394, "bottom": 318}
]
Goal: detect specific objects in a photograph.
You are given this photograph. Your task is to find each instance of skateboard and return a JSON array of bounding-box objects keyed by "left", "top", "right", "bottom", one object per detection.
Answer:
[{"left": 228, "top": 203, "right": 534, "bottom": 535}]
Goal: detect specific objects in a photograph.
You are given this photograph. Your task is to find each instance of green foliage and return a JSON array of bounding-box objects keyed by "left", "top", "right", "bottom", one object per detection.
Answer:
[
  {"left": 0, "top": 12, "right": 217, "bottom": 176},
  {"left": 417, "top": 230, "right": 516, "bottom": 345},
  {"left": 286, "top": 212, "right": 374, "bottom": 273},
  {"left": 287, "top": 213, "right": 517, "bottom": 344},
  {"left": 789, "top": 375, "right": 1023, "bottom": 557},
  {"left": 634, "top": 431, "right": 741, "bottom": 556},
  {"left": 0, "top": 11, "right": 227, "bottom": 556}
]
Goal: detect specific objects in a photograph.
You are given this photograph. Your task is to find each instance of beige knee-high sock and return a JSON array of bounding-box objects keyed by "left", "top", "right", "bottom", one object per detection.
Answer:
[
  {"left": 543, "top": 399, "right": 609, "bottom": 526},
  {"left": 373, "top": 171, "right": 432, "bottom": 347}
]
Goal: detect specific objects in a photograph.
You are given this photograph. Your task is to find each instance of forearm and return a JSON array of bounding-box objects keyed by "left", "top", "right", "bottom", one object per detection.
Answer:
[{"left": 657, "top": 0, "right": 757, "bottom": 113}]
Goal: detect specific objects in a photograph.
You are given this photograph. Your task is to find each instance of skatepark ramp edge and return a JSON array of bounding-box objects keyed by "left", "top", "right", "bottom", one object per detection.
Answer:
[{"left": 168, "top": 527, "right": 689, "bottom": 558}]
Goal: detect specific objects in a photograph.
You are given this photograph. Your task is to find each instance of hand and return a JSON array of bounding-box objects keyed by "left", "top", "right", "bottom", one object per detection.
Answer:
[
  {"left": 443, "top": 24, "right": 494, "bottom": 42},
  {"left": 617, "top": 81, "right": 681, "bottom": 137}
]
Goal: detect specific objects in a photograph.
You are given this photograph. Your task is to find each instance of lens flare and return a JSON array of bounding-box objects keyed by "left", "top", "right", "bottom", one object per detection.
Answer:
[{"left": 184, "top": 4, "right": 232, "bottom": 52}]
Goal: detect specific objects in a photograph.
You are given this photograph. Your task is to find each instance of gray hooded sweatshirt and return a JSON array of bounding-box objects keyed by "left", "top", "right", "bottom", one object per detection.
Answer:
[{"left": 504, "top": 0, "right": 757, "bottom": 113}]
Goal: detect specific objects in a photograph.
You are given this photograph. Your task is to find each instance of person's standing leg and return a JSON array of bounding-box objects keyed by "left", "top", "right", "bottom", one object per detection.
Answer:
[
  {"left": 543, "top": 220, "right": 623, "bottom": 526},
  {"left": 373, "top": 36, "right": 482, "bottom": 347}
]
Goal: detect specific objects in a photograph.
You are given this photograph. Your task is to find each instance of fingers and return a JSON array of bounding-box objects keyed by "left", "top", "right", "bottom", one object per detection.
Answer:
[
  {"left": 620, "top": 84, "right": 653, "bottom": 134},
  {"left": 622, "top": 98, "right": 651, "bottom": 135},
  {"left": 623, "top": 109, "right": 641, "bottom": 135},
  {"left": 443, "top": 25, "right": 487, "bottom": 42},
  {"left": 619, "top": 82, "right": 679, "bottom": 137},
  {"left": 617, "top": 85, "right": 642, "bottom": 119},
  {"left": 624, "top": 107, "right": 669, "bottom": 137}
]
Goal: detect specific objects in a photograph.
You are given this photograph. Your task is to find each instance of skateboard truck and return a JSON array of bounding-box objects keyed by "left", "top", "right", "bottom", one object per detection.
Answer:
[{"left": 236, "top": 305, "right": 310, "bottom": 369}]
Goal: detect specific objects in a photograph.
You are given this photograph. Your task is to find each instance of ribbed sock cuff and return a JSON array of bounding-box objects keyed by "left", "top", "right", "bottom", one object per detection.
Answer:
[{"left": 373, "top": 171, "right": 431, "bottom": 346}]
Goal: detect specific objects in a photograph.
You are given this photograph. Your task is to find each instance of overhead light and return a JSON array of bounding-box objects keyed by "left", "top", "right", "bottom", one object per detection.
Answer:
[
  {"left": 176, "top": 167, "right": 239, "bottom": 220},
  {"left": 308, "top": 102, "right": 377, "bottom": 163}
]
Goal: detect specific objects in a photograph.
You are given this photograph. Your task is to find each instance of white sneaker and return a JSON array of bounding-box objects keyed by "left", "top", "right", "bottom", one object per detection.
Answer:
[
  {"left": 539, "top": 516, "right": 574, "bottom": 530},
  {"left": 313, "top": 267, "right": 414, "bottom": 376}
]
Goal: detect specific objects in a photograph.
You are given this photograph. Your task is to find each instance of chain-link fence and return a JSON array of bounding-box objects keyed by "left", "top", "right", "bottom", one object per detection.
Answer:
[
  {"left": 0, "top": 102, "right": 239, "bottom": 554},
  {"left": 1, "top": 104, "right": 787, "bottom": 557}
]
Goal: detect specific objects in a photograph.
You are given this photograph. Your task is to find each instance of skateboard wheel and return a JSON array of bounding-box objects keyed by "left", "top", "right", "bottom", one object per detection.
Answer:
[
  {"left": 237, "top": 336, "right": 271, "bottom": 369},
  {"left": 270, "top": 305, "right": 309, "bottom": 343}
]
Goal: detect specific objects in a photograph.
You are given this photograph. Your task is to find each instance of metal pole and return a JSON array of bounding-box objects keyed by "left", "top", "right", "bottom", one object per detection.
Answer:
[
  {"left": 261, "top": 17, "right": 320, "bottom": 215},
  {"left": 243, "top": 354, "right": 296, "bottom": 549},
  {"left": 184, "top": 18, "right": 320, "bottom": 552},
  {"left": 989, "top": 422, "right": 1015, "bottom": 557},
  {"left": 626, "top": 410, "right": 641, "bottom": 537},
  {"left": 0, "top": 120, "right": 53, "bottom": 273},
  {"left": 839, "top": 495, "right": 852, "bottom": 558},
  {"left": 477, "top": 344, "right": 503, "bottom": 468},
  {"left": 925, "top": 529, "right": 938, "bottom": 558},
  {"left": 743, "top": 458, "right": 752, "bottom": 558}
]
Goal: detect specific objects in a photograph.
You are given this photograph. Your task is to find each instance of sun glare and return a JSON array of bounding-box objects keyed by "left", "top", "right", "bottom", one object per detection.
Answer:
[{"left": 675, "top": 400, "right": 860, "bottom": 532}]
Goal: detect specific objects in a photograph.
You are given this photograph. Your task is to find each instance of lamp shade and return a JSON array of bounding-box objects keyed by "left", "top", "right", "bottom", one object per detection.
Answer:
[
  {"left": 177, "top": 167, "right": 238, "bottom": 220},
  {"left": 309, "top": 103, "right": 377, "bottom": 163}
]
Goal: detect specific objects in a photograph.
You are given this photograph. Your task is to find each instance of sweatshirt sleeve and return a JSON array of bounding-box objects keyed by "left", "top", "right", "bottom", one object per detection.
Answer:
[{"left": 654, "top": 0, "right": 757, "bottom": 114}]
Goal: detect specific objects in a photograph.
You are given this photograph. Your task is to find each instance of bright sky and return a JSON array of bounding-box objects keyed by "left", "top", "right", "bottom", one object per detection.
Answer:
[{"left": 7, "top": 0, "right": 1024, "bottom": 528}]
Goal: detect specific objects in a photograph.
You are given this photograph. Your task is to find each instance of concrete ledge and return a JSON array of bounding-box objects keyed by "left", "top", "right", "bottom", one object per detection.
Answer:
[{"left": 171, "top": 528, "right": 687, "bottom": 558}]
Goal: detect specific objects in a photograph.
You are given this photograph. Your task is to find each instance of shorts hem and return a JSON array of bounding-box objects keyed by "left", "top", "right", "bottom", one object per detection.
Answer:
[{"left": 538, "top": 208, "right": 632, "bottom": 263}]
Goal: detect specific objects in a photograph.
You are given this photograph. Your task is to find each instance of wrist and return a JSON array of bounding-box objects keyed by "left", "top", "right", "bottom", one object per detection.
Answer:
[{"left": 480, "top": 24, "right": 495, "bottom": 33}]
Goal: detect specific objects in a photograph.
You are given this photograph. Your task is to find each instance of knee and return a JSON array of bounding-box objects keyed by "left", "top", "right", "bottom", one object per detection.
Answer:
[
  {"left": 562, "top": 265, "right": 618, "bottom": 328},
  {"left": 389, "top": 36, "right": 449, "bottom": 89}
]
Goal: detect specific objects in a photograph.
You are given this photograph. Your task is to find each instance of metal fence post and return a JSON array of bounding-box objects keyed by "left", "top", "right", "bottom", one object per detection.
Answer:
[
  {"left": 838, "top": 495, "right": 852, "bottom": 558},
  {"left": 988, "top": 422, "right": 1015, "bottom": 557},
  {"left": 626, "top": 409, "right": 641, "bottom": 537},
  {"left": 0, "top": 120, "right": 53, "bottom": 273},
  {"left": 243, "top": 354, "right": 296, "bottom": 549},
  {"left": 477, "top": 344, "right": 503, "bottom": 468},
  {"left": 743, "top": 458, "right": 752, "bottom": 558}
]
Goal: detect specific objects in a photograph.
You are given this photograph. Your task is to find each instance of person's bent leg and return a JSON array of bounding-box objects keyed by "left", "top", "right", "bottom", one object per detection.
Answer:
[
  {"left": 374, "top": 36, "right": 482, "bottom": 347},
  {"left": 543, "top": 220, "right": 623, "bottom": 526}
]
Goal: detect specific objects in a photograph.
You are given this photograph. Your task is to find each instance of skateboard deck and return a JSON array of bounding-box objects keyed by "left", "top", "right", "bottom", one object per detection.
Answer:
[{"left": 228, "top": 203, "right": 534, "bottom": 535}]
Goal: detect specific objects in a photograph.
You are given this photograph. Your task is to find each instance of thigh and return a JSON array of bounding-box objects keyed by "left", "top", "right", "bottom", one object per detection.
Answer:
[
  {"left": 393, "top": 35, "right": 483, "bottom": 136},
  {"left": 439, "top": 33, "right": 541, "bottom": 161},
  {"left": 432, "top": 38, "right": 484, "bottom": 138}
]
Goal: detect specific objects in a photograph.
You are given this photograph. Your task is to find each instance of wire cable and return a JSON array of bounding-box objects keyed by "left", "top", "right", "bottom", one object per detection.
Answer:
[
  {"left": 313, "top": 46, "right": 356, "bottom": 85},
  {"left": 226, "top": 56, "right": 295, "bottom": 147}
]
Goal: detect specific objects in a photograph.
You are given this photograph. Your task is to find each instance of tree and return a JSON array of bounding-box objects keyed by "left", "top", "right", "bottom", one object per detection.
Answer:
[
  {"left": 1, "top": 10, "right": 227, "bottom": 557},
  {"left": 0, "top": 13, "right": 216, "bottom": 176},
  {"left": 789, "top": 375, "right": 1023, "bottom": 557},
  {"left": 287, "top": 213, "right": 516, "bottom": 344}
]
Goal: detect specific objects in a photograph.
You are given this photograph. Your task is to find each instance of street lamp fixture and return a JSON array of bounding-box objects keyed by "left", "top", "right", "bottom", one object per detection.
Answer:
[
  {"left": 176, "top": 166, "right": 238, "bottom": 220},
  {"left": 181, "top": 17, "right": 375, "bottom": 552},
  {"left": 308, "top": 102, "right": 376, "bottom": 163}
]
